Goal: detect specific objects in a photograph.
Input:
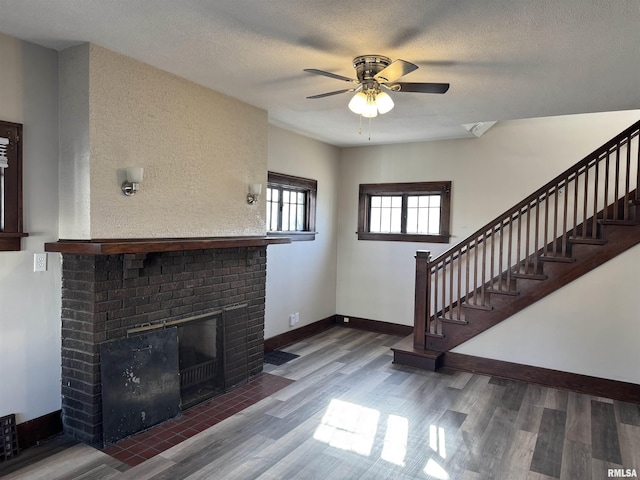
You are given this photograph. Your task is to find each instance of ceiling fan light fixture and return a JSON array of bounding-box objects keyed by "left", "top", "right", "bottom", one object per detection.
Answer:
[
  {"left": 362, "top": 101, "right": 378, "bottom": 118},
  {"left": 376, "top": 91, "right": 394, "bottom": 114},
  {"left": 306, "top": 54, "right": 449, "bottom": 124},
  {"left": 348, "top": 91, "right": 368, "bottom": 114}
]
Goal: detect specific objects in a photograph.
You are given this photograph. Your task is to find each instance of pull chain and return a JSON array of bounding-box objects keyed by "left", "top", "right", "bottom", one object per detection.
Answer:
[{"left": 356, "top": 115, "right": 372, "bottom": 141}]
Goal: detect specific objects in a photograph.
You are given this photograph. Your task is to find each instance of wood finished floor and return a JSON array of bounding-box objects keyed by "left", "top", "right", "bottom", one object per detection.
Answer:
[{"left": 2, "top": 326, "right": 639, "bottom": 480}]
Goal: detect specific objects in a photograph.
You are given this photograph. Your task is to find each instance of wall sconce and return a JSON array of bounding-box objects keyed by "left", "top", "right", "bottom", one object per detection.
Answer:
[
  {"left": 247, "top": 183, "right": 262, "bottom": 205},
  {"left": 121, "top": 167, "right": 144, "bottom": 196}
]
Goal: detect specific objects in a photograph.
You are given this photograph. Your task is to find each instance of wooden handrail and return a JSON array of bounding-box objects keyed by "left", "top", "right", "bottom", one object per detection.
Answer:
[{"left": 429, "top": 121, "right": 640, "bottom": 268}]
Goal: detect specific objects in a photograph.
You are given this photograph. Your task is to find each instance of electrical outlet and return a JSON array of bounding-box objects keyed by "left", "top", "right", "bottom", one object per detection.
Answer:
[
  {"left": 34, "top": 253, "right": 47, "bottom": 272},
  {"left": 294, "top": 312, "right": 299, "bottom": 325},
  {"left": 289, "top": 314, "right": 296, "bottom": 327},
  {"left": 344, "top": 317, "right": 350, "bottom": 323}
]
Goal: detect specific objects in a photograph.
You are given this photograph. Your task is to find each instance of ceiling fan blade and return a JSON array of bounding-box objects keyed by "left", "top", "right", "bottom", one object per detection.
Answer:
[
  {"left": 374, "top": 59, "right": 419, "bottom": 83},
  {"left": 389, "top": 82, "right": 450, "bottom": 94},
  {"left": 306, "top": 88, "right": 355, "bottom": 99},
  {"left": 304, "top": 68, "right": 357, "bottom": 83}
]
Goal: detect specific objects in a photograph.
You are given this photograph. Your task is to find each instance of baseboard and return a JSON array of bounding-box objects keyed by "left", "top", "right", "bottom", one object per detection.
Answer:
[
  {"left": 335, "top": 314, "right": 414, "bottom": 337},
  {"left": 442, "top": 352, "right": 640, "bottom": 403},
  {"left": 16, "top": 410, "right": 63, "bottom": 449},
  {"left": 264, "top": 315, "right": 337, "bottom": 352}
]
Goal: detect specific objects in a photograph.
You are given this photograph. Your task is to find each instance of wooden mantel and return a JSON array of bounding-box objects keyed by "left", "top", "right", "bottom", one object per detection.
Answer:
[{"left": 45, "top": 236, "right": 291, "bottom": 255}]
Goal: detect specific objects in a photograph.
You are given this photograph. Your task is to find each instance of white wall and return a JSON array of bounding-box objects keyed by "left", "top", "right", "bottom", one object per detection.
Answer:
[
  {"left": 265, "top": 126, "right": 339, "bottom": 339},
  {"left": 336, "top": 110, "right": 640, "bottom": 381},
  {"left": 336, "top": 111, "right": 640, "bottom": 326},
  {"left": 452, "top": 243, "right": 640, "bottom": 384},
  {"left": 0, "top": 33, "right": 61, "bottom": 423}
]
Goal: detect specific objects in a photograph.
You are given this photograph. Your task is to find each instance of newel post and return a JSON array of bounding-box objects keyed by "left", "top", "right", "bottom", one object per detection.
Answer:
[{"left": 413, "top": 250, "right": 431, "bottom": 350}]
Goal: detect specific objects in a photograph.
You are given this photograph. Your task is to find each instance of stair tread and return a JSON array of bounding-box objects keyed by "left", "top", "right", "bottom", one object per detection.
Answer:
[
  {"left": 568, "top": 236, "right": 607, "bottom": 245},
  {"left": 539, "top": 255, "right": 576, "bottom": 263},
  {"left": 439, "top": 316, "right": 468, "bottom": 325},
  {"left": 463, "top": 301, "right": 493, "bottom": 311},
  {"left": 426, "top": 332, "right": 445, "bottom": 339},
  {"left": 512, "top": 272, "right": 548, "bottom": 280},
  {"left": 485, "top": 287, "right": 519, "bottom": 296},
  {"left": 599, "top": 219, "right": 639, "bottom": 226}
]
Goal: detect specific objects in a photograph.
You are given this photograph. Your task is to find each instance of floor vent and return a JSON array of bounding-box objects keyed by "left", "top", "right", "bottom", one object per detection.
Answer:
[
  {"left": 0, "top": 414, "right": 19, "bottom": 462},
  {"left": 264, "top": 350, "right": 300, "bottom": 366}
]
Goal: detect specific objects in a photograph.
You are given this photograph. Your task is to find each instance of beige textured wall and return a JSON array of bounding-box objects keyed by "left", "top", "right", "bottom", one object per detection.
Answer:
[
  {"left": 0, "top": 33, "right": 23, "bottom": 122},
  {"left": 59, "top": 44, "right": 91, "bottom": 239},
  {"left": 87, "top": 44, "right": 267, "bottom": 238}
]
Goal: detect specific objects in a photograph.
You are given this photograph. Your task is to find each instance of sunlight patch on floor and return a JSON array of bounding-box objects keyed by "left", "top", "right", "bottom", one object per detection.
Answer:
[
  {"left": 381, "top": 414, "right": 408, "bottom": 466},
  {"left": 313, "top": 399, "right": 380, "bottom": 456},
  {"left": 429, "top": 424, "right": 447, "bottom": 459},
  {"left": 424, "top": 458, "right": 450, "bottom": 479}
]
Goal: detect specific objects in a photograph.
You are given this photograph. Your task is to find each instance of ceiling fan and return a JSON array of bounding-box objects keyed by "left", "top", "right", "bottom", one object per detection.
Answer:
[{"left": 304, "top": 55, "right": 449, "bottom": 117}]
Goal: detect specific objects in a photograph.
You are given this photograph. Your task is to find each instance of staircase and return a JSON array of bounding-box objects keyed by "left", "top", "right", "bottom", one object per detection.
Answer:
[{"left": 393, "top": 120, "right": 640, "bottom": 371}]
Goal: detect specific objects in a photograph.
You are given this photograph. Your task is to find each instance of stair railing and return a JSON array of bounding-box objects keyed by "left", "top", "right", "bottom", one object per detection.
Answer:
[{"left": 414, "top": 120, "right": 640, "bottom": 350}]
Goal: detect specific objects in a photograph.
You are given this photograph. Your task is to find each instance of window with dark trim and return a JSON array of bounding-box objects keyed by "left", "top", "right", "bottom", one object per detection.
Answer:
[
  {"left": 0, "top": 120, "right": 26, "bottom": 251},
  {"left": 357, "top": 181, "right": 451, "bottom": 243},
  {"left": 267, "top": 171, "right": 317, "bottom": 242}
]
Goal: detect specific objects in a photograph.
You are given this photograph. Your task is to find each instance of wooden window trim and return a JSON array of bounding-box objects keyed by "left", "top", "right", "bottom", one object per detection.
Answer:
[
  {"left": 267, "top": 171, "right": 317, "bottom": 242},
  {"left": 357, "top": 181, "right": 451, "bottom": 243},
  {"left": 0, "top": 120, "right": 27, "bottom": 251}
]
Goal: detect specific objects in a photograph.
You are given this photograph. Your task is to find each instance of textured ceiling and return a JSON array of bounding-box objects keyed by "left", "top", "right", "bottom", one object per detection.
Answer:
[{"left": 0, "top": 0, "right": 639, "bottom": 147}]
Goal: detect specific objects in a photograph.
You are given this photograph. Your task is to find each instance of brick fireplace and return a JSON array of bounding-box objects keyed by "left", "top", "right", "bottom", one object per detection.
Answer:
[{"left": 45, "top": 237, "right": 288, "bottom": 447}]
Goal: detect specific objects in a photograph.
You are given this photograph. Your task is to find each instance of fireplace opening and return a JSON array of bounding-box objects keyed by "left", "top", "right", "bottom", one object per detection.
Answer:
[
  {"left": 99, "top": 303, "right": 251, "bottom": 444},
  {"left": 124, "top": 309, "right": 229, "bottom": 411},
  {"left": 176, "top": 312, "right": 224, "bottom": 409}
]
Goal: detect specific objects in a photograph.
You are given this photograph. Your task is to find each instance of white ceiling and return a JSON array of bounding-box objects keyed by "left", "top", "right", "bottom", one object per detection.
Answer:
[{"left": 0, "top": 0, "right": 639, "bottom": 147}]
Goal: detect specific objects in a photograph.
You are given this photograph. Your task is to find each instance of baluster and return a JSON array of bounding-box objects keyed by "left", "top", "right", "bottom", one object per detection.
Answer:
[
  {"left": 525, "top": 202, "right": 531, "bottom": 274},
  {"left": 543, "top": 189, "right": 550, "bottom": 255},
  {"left": 573, "top": 172, "right": 580, "bottom": 234},
  {"left": 636, "top": 134, "right": 640, "bottom": 203},
  {"left": 473, "top": 240, "right": 479, "bottom": 305},
  {"left": 499, "top": 222, "right": 504, "bottom": 285},
  {"left": 582, "top": 168, "right": 589, "bottom": 238},
  {"left": 562, "top": 179, "right": 569, "bottom": 255},
  {"left": 604, "top": 153, "right": 610, "bottom": 221},
  {"left": 625, "top": 136, "right": 631, "bottom": 220},
  {"left": 515, "top": 209, "right": 521, "bottom": 287},
  {"left": 552, "top": 185, "right": 559, "bottom": 253},
  {"left": 457, "top": 250, "right": 462, "bottom": 320},
  {"left": 490, "top": 225, "right": 496, "bottom": 283},
  {"left": 449, "top": 254, "right": 454, "bottom": 320},
  {"left": 534, "top": 200, "right": 540, "bottom": 272},
  {"left": 592, "top": 160, "right": 599, "bottom": 238},
  {"left": 481, "top": 232, "right": 487, "bottom": 299},
  {"left": 614, "top": 146, "right": 620, "bottom": 219},
  {"left": 507, "top": 214, "right": 513, "bottom": 287},
  {"left": 465, "top": 246, "right": 470, "bottom": 309},
  {"left": 442, "top": 255, "right": 446, "bottom": 319}
]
